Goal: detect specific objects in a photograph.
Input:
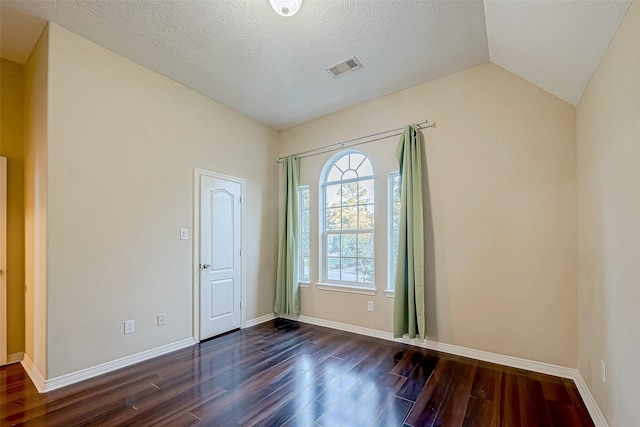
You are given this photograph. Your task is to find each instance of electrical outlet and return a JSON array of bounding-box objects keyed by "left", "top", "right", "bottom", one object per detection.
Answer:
[
  {"left": 180, "top": 228, "right": 189, "bottom": 240},
  {"left": 367, "top": 301, "right": 374, "bottom": 312},
  {"left": 157, "top": 313, "right": 166, "bottom": 326},
  {"left": 124, "top": 320, "right": 135, "bottom": 335},
  {"left": 600, "top": 360, "right": 606, "bottom": 383}
]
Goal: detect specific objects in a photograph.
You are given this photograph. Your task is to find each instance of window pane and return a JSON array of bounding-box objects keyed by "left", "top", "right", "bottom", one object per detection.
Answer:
[
  {"left": 393, "top": 175, "right": 401, "bottom": 203},
  {"left": 326, "top": 184, "right": 341, "bottom": 206},
  {"left": 358, "top": 180, "right": 374, "bottom": 205},
  {"left": 327, "top": 234, "right": 340, "bottom": 257},
  {"left": 388, "top": 173, "right": 401, "bottom": 290},
  {"left": 358, "top": 204, "right": 375, "bottom": 229},
  {"left": 391, "top": 258, "right": 397, "bottom": 284},
  {"left": 358, "top": 258, "right": 374, "bottom": 283},
  {"left": 327, "top": 166, "right": 342, "bottom": 183},
  {"left": 341, "top": 258, "right": 357, "bottom": 282},
  {"left": 335, "top": 154, "right": 349, "bottom": 172},
  {"left": 327, "top": 258, "right": 341, "bottom": 280},
  {"left": 326, "top": 207, "right": 341, "bottom": 230},
  {"left": 302, "top": 257, "right": 310, "bottom": 280},
  {"left": 341, "top": 234, "right": 357, "bottom": 257},
  {"left": 357, "top": 158, "right": 373, "bottom": 177},
  {"left": 392, "top": 201, "right": 400, "bottom": 230},
  {"left": 299, "top": 186, "right": 310, "bottom": 282},
  {"left": 342, "top": 169, "right": 358, "bottom": 180},
  {"left": 393, "top": 233, "right": 399, "bottom": 258},
  {"left": 357, "top": 233, "right": 373, "bottom": 258},
  {"left": 302, "top": 232, "right": 310, "bottom": 257},
  {"left": 350, "top": 153, "right": 365, "bottom": 170},
  {"left": 341, "top": 206, "right": 357, "bottom": 229},
  {"left": 341, "top": 182, "right": 358, "bottom": 206}
]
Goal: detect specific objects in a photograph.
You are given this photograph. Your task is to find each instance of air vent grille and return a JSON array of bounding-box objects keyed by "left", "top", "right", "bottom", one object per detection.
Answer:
[{"left": 326, "top": 56, "right": 363, "bottom": 77}]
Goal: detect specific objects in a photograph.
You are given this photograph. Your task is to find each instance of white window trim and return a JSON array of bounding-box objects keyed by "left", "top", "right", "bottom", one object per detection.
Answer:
[
  {"left": 315, "top": 282, "right": 377, "bottom": 296},
  {"left": 319, "top": 150, "right": 377, "bottom": 288}
]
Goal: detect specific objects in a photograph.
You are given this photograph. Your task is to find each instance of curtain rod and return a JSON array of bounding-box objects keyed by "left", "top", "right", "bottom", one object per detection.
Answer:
[{"left": 276, "top": 119, "right": 436, "bottom": 163}]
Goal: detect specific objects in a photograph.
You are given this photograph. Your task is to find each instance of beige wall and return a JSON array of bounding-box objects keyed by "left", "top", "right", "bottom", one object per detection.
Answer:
[
  {"left": 45, "top": 23, "right": 278, "bottom": 377},
  {"left": 23, "top": 24, "right": 49, "bottom": 377},
  {"left": 576, "top": 1, "right": 640, "bottom": 425},
  {"left": 0, "top": 58, "right": 26, "bottom": 356},
  {"left": 279, "top": 63, "right": 578, "bottom": 367}
]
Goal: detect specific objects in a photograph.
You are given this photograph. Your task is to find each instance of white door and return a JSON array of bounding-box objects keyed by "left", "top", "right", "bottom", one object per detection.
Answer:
[
  {"left": 1, "top": 157, "right": 7, "bottom": 365},
  {"left": 199, "top": 175, "right": 242, "bottom": 340}
]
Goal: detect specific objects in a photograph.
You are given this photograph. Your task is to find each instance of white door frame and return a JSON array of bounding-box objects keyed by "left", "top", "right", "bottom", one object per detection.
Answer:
[
  {"left": 192, "top": 168, "right": 246, "bottom": 342},
  {"left": 1, "top": 157, "right": 7, "bottom": 365}
]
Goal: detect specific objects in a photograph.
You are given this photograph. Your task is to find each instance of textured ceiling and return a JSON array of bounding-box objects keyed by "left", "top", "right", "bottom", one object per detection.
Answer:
[
  {"left": 0, "top": 0, "right": 631, "bottom": 130},
  {"left": 484, "top": 0, "right": 631, "bottom": 106}
]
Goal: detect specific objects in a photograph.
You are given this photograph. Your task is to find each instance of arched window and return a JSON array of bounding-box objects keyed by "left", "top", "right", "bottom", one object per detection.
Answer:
[{"left": 321, "top": 151, "right": 375, "bottom": 286}]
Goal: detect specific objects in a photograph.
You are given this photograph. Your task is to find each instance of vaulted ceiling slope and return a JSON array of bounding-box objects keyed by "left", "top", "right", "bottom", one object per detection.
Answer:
[{"left": 0, "top": 0, "right": 631, "bottom": 130}]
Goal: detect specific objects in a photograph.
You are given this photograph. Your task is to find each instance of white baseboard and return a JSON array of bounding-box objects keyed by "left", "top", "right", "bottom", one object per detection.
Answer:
[
  {"left": 279, "top": 314, "right": 610, "bottom": 425},
  {"left": 23, "top": 338, "right": 195, "bottom": 393},
  {"left": 21, "top": 353, "right": 46, "bottom": 392},
  {"left": 8, "top": 352, "right": 24, "bottom": 364},
  {"left": 279, "top": 313, "right": 576, "bottom": 379},
  {"left": 244, "top": 313, "right": 276, "bottom": 328},
  {"left": 574, "top": 371, "right": 609, "bottom": 427}
]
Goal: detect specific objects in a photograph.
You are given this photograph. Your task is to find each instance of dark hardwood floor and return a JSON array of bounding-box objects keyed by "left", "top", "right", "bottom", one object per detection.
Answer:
[{"left": 1, "top": 319, "right": 594, "bottom": 426}]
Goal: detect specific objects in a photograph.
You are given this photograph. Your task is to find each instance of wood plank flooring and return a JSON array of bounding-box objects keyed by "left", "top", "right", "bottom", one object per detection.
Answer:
[{"left": 0, "top": 319, "right": 594, "bottom": 426}]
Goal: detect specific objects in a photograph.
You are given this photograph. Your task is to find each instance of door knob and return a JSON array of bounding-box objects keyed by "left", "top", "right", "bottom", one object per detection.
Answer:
[
  {"left": 0, "top": 269, "right": 3, "bottom": 276},
  {"left": 201, "top": 264, "right": 211, "bottom": 270}
]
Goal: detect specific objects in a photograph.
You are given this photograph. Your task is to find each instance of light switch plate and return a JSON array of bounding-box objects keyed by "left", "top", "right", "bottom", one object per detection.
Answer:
[{"left": 180, "top": 228, "right": 189, "bottom": 240}]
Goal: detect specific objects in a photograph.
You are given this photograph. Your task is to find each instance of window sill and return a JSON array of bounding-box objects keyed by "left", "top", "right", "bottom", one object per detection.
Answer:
[
  {"left": 384, "top": 289, "right": 395, "bottom": 298},
  {"left": 315, "top": 283, "right": 377, "bottom": 296},
  {"left": 299, "top": 282, "right": 311, "bottom": 288}
]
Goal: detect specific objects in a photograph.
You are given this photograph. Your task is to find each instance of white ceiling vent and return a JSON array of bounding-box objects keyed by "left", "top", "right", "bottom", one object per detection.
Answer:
[{"left": 326, "top": 56, "right": 363, "bottom": 77}]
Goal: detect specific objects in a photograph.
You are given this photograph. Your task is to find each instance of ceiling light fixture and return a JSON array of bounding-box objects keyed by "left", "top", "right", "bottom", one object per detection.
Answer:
[{"left": 269, "top": 0, "right": 302, "bottom": 17}]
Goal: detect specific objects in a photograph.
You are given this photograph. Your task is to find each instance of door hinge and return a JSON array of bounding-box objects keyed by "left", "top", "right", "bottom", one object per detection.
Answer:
[
  {"left": 239, "top": 248, "right": 242, "bottom": 257},
  {"left": 240, "top": 301, "right": 242, "bottom": 310}
]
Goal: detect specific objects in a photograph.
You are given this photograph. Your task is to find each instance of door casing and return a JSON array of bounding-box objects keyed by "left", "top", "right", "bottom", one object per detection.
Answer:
[
  {"left": 0, "top": 157, "right": 6, "bottom": 365},
  {"left": 192, "top": 168, "right": 247, "bottom": 342}
]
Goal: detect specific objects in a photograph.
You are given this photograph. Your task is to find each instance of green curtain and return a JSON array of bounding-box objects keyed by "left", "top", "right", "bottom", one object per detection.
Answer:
[
  {"left": 274, "top": 156, "right": 301, "bottom": 315},
  {"left": 393, "top": 125, "right": 426, "bottom": 339}
]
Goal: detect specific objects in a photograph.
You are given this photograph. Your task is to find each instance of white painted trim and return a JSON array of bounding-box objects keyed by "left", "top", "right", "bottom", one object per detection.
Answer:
[
  {"left": 21, "top": 353, "right": 46, "bottom": 392},
  {"left": 193, "top": 168, "right": 247, "bottom": 343},
  {"left": 0, "top": 157, "right": 6, "bottom": 366},
  {"left": 315, "top": 283, "right": 377, "bottom": 296},
  {"left": 192, "top": 169, "right": 200, "bottom": 342},
  {"left": 28, "top": 338, "right": 195, "bottom": 393},
  {"left": 384, "top": 289, "right": 395, "bottom": 298},
  {"left": 278, "top": 314, "right": 576, "bottom": 380},
  {"left": 279, "top": 314, "right": 394, "bottom": 341},
  {"left": 421, "top": 338, "right": 575, "bottom": 379},
  {"left": 244, "top": 313, "right": 276, "bottom": 328},
  {"left": 8, "top": 352, "right": 23, "bottom": 364},
  {"left": 574, "top": 371, "right": 609, "bottom": 427}
]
